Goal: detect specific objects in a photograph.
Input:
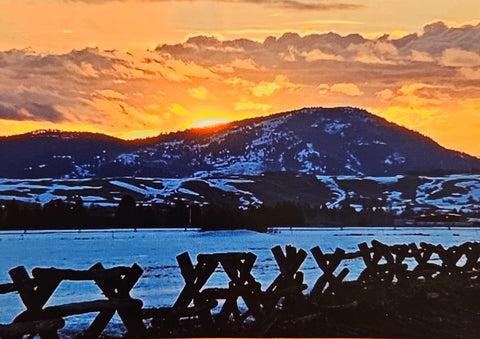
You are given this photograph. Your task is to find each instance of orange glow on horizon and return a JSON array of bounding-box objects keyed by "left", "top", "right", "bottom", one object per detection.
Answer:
[
  {"left": 0, "top": 1, "right": 478, "bottom": 158},
  {"left": 0, "top": 102, "right": 479, "bottom": 158},
  {"left": 187, "top": 117, "right": 232, "bottom": 129}
]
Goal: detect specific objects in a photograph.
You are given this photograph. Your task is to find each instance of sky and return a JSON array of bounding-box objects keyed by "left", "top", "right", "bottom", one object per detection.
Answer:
[{"left": 0, "top": 0, "right": 479, "bottom": 157}]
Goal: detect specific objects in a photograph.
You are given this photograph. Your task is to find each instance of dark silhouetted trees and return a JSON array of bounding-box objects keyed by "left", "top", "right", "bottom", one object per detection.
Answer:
[
  {"left": 4, "top": 199, "right": 22, "bottom": 229},
  {"left": 115, "top": 195, "right": 137, "bottom": 227},
  {"left": 166, "top": 200, "right": 189, "bottom": 227},
  {"left": 0, "top": 195, "right": 419, "bottom": 231}
]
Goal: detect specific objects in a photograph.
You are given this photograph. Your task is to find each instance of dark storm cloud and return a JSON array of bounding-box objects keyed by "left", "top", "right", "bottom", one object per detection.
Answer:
[
  {"left": 26, "top": 103, "right": 65, "bottom": 122},
  {"left": 0, "top": 104, "right": 25, "bottom": 121},
  {"left": 0, "top": 48, "right": 128, "bottom": 123},
  {"left": 0, "top": 102, "right": 63, "bottom": 122}
]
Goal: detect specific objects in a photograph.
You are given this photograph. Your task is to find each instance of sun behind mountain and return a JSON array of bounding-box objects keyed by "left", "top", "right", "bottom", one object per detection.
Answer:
[{"left": 188, "top": 117, "right": 231, "bottom": 129}]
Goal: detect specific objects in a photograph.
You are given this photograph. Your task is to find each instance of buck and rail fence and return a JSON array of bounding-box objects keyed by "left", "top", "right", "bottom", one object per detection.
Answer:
[{"left": 2, "top": 240, "right": 480, "bottom": 338}]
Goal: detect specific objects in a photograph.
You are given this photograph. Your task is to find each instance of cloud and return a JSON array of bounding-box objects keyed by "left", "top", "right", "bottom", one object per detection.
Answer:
[
  {"left": 236, "top": 0, "right": 362, "bottom": 10},
  {"left": 317, "top": 84, "right": 330, "bottom": 96},
  {"left": 374, "top": 83, "right": 465, "bottom": 116},
  {"left": 0, "top": 103, "right": 27, "bottom": 121},
  {"left": 331, "top": 83, "right": 363, "bottom": 96},
  {"left": 318, "top": 83, "right": 364, "bottom": 96},
  {"left": 197, "top": 20, "right": 479, "bottom": 66},
  {"left": 211, "top": 58, "right": 259, "bottom": 73},
  {"left": 1, "top": 20, "right": 480, "bottom": 156},
  {"left": 281, "top": 46, "right": 299, "bottom": 62},
  {"left": 409, "top": 50, "right": 434, "bottom": 62},
  {"left": 168, "top": 103, "right": 191, "bottom": 116},
  {"left": 235, "top": 100, "right": 271, "bottom": 113},
  {"left": 223, "top": 77, "right": 255, "bottom": 87},
  {"left": 282, "top": 45, "right": 345, "bottom": 62},
  {"left": 97, "top": 89, "right": 127, "bottom": 101},
  {"left": 250, "top": 75, "right": 297, "bottom": 97},
  {"left": 138, "top": 57, "right": 217, "bottom": 82},
  {"left": 394, "top": 21, "right": 480, "bottom": 56},
  {"left": 347, "top": 41, "right": 400, "bottom": 64},
  {"left": 301, "top": 49, "right": 344, "bottom": 62},
  {"left": 67, "top": 0, "right": 362, "bottom": 10},
  {"left": 439, "top": 48, "right": 480, "bottom": 67},
  {"left": 154, "top": 21, "right": 480, "bottom": 92},
  {"left": 188, "top": 86, "right": 208, "bottom": 99},
  {"left": 458, "top": 67, "right": 480, "bottom": 80},
  {"left": 376, "top": 89, "right": 395, "bottom": 101},
  {"left": 0, "top": 47, "right": 216, "bottom": 134},
  {"left": 0, "top": 48, "right": 122, "bottom": 125},
  {"left": 25, "top": 103, "right": 65, "bottom": 122},
  {"left": 251, "top": 80, "right": 282, "bottom": 97},
  {"left": 64, "top": 60, "right": 99, "bottom": 78}
]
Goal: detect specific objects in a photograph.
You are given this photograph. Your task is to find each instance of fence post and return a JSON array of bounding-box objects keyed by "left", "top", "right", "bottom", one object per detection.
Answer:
[{"left": 9, "top": 266, "right": 61, "bottom": 339}]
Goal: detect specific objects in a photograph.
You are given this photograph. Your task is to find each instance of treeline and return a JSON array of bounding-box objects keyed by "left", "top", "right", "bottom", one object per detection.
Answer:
[
  {"left": 0, "top": 196, "right": 305, "bottom": 231},
  {"left": 304, "top": 203, "right": 394, "bottom": 227},
  {"left": 0, "top": 195, "right": 401, "bottom": 231}
]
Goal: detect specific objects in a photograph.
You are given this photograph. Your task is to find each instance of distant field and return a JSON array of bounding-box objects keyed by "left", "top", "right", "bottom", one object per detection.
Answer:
[{"left": 1, "top": 173, "right": 479, "bottom": 213}]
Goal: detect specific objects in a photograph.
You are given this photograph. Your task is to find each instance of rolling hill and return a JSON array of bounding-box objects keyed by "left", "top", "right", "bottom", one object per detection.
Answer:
[{"left": 0, "top": 107, "right": 478, "bottom": 179}]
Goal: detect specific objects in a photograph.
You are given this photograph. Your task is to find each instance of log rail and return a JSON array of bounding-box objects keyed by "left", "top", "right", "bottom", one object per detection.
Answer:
[
  {"left": 1, "top": 240, "right": 480, "bottom": 338},
  {"left": 0, "top": 264, "right": 146, "bottom": 339}
]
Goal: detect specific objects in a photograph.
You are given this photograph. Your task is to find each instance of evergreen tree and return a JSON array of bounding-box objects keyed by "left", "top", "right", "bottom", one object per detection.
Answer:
[
  {"left": 166, "top": 200, "right": 189, "bottom": 226},
  {"left": 72, "top": 196, "right": 87, "bottom": 228},
  {"left": 115, "top": 195, "right": 137, "bottom": 227},
  {"left": 4, "top": 199, "right": 21, "bottom": 229}
]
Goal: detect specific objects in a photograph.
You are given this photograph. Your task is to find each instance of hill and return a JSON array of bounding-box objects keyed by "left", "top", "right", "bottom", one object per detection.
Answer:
[{"left": 0, "top": 107, "right": 479, "bottom": 178}]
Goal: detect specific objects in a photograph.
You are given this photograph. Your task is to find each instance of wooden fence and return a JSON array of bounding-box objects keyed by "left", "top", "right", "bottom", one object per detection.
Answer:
[{"left": 1, "top": 240, "right": 480, "bottom": 338}]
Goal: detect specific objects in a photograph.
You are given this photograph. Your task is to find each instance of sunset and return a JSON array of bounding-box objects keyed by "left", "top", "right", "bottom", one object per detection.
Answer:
[
  {"left": 3, "top": 2, "right": 480, "bottom": 337},
  {"left": 0, "top": 0, "right": 479, "bottom": 156}
]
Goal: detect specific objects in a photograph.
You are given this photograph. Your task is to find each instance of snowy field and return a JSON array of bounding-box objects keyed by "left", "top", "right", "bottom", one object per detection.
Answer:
[
  {"left": 2, "top": 174, "right": 480, "bottom": 212},
  {"left": 1, "top": 227, "right": 480, "bottom": 336}
]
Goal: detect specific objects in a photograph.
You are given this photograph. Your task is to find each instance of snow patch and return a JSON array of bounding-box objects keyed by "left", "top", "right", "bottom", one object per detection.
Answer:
[
  {"left": 385, "top": 152, "right": 406, "bottom": 165},
  {"left": 316, "top": 176, "right": 346, "bottom": 208},
  {"left": 178, "top": 188, "right": 200, "bottom": 196},
  {"left": 74, "top": 165, "right": 91, "bottom": 177},
  {"left": 366, "top": 175, "right": 404, "bottom": 184},
  {"left": 116, "top": 153, "right": 139, "bottom": 166},
  {"left": 208, "top": 179, "right": 262, "bottom": 206},
  {"left": 296, "top": 143, "right": 322, "bottom": 173},
  {"left": 416, "top": 175, "right": 480, "bottom": 211},
  {"left": 324, "top": 121, "right": 349, "bottom": 135}
]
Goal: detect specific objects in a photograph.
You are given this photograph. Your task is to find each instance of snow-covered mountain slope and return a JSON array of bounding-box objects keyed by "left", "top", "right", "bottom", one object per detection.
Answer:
[
  {"left": 1, "top": 173, "right": 480, "bottom": 214},
  {"left": 0, "top": 107, "right": 479, "bottom": 179}
]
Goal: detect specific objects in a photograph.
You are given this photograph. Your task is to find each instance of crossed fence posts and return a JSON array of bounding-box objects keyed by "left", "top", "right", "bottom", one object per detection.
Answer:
[
  {"left": 2, "top": 240, "right": 480, "bottom": 338},
  {"left": 0, "top": 264, "right": 146, "bottom": 339},
  {"left": 309, "top": 240, "right": 480, "bottom": 306}
]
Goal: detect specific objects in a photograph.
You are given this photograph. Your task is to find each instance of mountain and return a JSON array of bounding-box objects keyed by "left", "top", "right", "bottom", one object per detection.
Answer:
[{"left": 0, "top": 107, "right": 479, "bottom": 179}]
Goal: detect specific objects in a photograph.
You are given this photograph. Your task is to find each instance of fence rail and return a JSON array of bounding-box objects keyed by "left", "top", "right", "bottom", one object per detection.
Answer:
[{"left": 2, "top": 240, "right": 480, "bottom": 338}]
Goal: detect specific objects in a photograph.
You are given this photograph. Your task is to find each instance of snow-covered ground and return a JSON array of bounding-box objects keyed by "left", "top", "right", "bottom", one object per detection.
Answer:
[
  {"left": 1, "top": 227, "right": 479, "bottom": 336},
  {"left": 1, "top": 174, "right": 480, "bottom": 213}
]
